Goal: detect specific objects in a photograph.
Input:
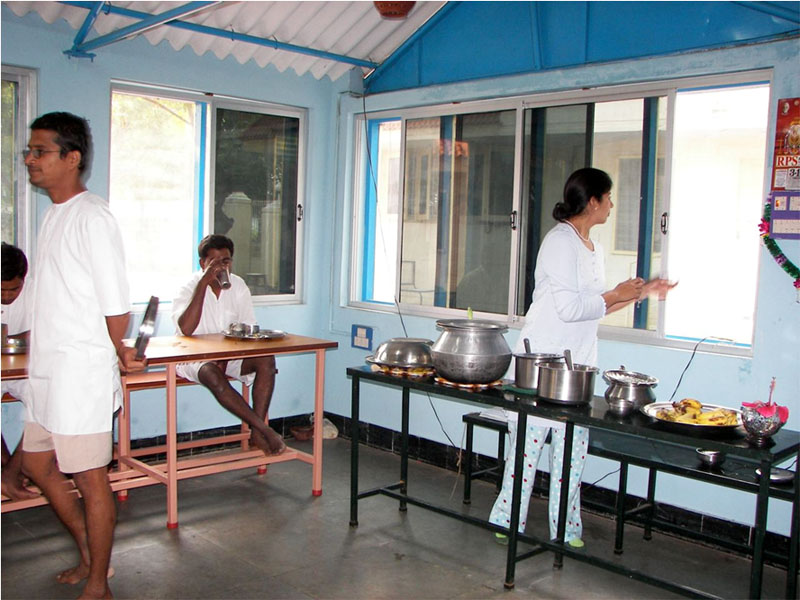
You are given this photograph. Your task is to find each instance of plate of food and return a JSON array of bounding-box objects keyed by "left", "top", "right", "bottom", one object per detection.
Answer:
[
  {"left": 222, "top": 329, "right": 287, "bottom": 340},
  {"left": 642, "top": 398, "right": 743, "bottom": 436},
  {"left": 365, "top": 356, "right": 435, "bottom": 378}
]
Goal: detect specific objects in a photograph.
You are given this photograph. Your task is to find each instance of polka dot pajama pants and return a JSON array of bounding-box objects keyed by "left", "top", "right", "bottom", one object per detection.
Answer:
[{"left": 488, "top": 420, "right": 589, "bottom": 542}]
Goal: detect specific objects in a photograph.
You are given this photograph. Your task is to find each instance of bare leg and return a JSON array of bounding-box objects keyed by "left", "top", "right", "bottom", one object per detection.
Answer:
[
  {"left": 22, "top": 450, "right": 92, "bottom": 583},
  {"left": 241, "top": 356, "right": 276, "bottom": 448},
  {"left": 2, "top": 436, "right": 39, "bottom": 500},
  {"left": 72, "top": 467, "right": 115, "bottom": 599},
  {"left": 198, "top": 362, "right": 286, "bottom": 455}
]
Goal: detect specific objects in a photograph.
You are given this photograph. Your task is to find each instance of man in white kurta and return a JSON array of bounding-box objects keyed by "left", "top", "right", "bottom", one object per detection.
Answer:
[
  {"left": 172, "top": 234, "right": 285, "bottom": 456},
  {"left": 20, "top": 112, "right": 145, "bottom": 600}
]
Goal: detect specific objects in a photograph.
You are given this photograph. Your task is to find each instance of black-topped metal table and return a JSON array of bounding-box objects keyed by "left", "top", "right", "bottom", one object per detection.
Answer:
[{"left": 347, "top": 366, "right": 799, "bottom": 599}]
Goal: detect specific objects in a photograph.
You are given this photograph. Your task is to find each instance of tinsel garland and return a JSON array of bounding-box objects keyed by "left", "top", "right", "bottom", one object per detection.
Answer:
[{"left": 759, "top": 200, "right": 800, "bottom": 290}]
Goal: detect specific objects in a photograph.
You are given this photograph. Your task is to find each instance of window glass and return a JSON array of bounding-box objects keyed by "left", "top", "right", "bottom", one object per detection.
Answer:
[
  {"left": 354, "top": 76, "right": 769, "bottom": 351},
  {"left": 214, "top": 107, "right": 300, "bottom": 296},
  {"left": 400, "top": 110, "right": 516, "bottom": 313},
  {"left": 110, "top": 91, "right": 202, "bottom": 303},
  {"left": 110, "top": 86, "right": 304, "bottom": 305},
  {"left": 664, "top": 85, "right": 768, "bottom": 345},
  {"left": 1, "top": 78, "right": 18, "bottom": 244}
]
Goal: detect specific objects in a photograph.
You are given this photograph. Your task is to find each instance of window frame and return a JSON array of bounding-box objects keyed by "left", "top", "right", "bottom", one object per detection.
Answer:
[
  {"left": 349, "top": 70, "right": 772, "bottom": 357},
  {"left": 2, "top": 64, "right": 37, "bottom": 253},
  {"left": 110, "top": 80, "right": 306, "bottom": 306}
]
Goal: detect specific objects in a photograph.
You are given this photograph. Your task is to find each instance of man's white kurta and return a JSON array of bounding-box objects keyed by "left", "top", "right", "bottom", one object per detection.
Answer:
[
  {"left": 171, "top": 271, "right": 256, "bottom": 336},
  {"left": 1, "top": 282, "right": 32, "bottom": 336},
  {"left": 28, "top": 192, "right": 130, "bottom": 435}
]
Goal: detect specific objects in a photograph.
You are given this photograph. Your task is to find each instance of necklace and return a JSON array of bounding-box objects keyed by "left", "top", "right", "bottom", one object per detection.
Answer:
[{"left": 564, "top": 220, "right": 591, "bottom": 243}]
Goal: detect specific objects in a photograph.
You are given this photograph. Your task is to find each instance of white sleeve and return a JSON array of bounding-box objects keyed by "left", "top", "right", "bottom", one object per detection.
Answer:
[
  {"left": 171, "top": 275, "right": 199, "bottom": 333},
  {"left": 86, "top": 210, "right": 131, "bottom": 316},
  {"left": 539, "top": 233, "right": 606, "bottom": 323}
]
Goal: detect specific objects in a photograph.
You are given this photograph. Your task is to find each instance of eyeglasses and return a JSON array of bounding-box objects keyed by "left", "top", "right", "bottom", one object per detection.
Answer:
[{"left": 22, "top": 148, "right": 61, "bottom": 159}]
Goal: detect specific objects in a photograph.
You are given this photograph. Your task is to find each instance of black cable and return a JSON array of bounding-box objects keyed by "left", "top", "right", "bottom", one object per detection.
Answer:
[{"left": 666, "top": 337, "right": 708, "bottom": 404}]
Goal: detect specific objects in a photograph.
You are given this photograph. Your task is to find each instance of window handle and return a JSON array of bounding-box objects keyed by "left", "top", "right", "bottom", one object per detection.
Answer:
[
  {"left": 509, "top": 210, "right": 518, "bottom": 231},
  {"left": 660, "top": 212, "right": 668, "bottom": 235},
  {"left": 297, "top": 204, "right": 304, "bottom": 222}
]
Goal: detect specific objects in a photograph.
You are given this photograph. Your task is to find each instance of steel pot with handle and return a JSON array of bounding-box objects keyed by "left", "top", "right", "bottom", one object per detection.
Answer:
[
  {"left": 514, "top": 353, "right": 563, "bottom": 389},
  {"left": 603, "top": 366, "right": 658, "bottom": 415},
  {"left": 431, "top": 319, "right": 511, "bottom": 384},
  {"left": 536, "top": 360, "right": 598, "bottom": 405}
]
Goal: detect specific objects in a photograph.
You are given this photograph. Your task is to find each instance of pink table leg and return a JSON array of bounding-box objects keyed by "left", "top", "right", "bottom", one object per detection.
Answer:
[
  {"left": 116, "top": 379, "right": 131, "bottom": 501},
  {"left": 166, "top": 363, "right": 179, "bottom": 529},
  {"left": 312, "top": 349, "right": 325, "bottom": 496}
]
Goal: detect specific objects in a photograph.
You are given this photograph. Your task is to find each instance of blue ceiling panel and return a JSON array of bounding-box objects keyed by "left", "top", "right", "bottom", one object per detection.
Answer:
[{"left": 365, "top": 1, "right": 800, "bottom": 94}]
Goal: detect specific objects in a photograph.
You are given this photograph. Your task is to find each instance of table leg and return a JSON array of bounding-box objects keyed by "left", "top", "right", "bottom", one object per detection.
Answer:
[
  {"left": 553, "top": 422, "right": 574, "bottom": 570},
  {"left": 400, "top": 387, "right": 409, "bottom": 512},
  {"left": 504, "top": 410, "right": 528, "bottom": 589},
  {"left": 166, "top": 363, "right": 179, "bottom": 529},
  {"left": 349, "top": 375, "right": 360, "bottom": 527},
  {"left": 311, "top": 349, "right": 326, "bottom": 496},
  {"left": 614, "top": 461, "right": 629, "bottom": 554},
  {"left": 749, "top": 457, "right": 772, "bottom": 599},
  {"left": 786, "top": 448, "right": 799, "bottom": 600},
  {"left": 644, "top": 469, "right": 657, "bottom": 541},
  {"left": 116, "top": 379, "right": 131, "bottom": 502}
]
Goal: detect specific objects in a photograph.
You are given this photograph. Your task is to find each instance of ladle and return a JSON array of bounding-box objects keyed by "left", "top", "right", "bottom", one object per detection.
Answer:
[
  {"left": 564, "top": 348, "right": 574, "bottom": 370},
  {"left": 523, "top": 338, "right": 532, "bottom": 353}
]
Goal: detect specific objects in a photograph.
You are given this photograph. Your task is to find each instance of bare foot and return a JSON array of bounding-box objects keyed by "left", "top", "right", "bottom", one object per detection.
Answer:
[
  {"left": 251, "top": 429, "right": 287, "bottom": 456},
  {"left": 78, "top": 581, "right": 113, "bottom": 599},
  {"left": 1, "top": 472, "right": 40, "bottom": 500},
  {"left": 57, "top": 564, "right": 114, "bottom": 585}
]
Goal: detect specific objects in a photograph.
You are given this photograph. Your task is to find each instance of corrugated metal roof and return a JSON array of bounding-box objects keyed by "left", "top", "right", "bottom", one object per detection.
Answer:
[{"left": 4, "top": 1, "right": 447, "bottom": 82}]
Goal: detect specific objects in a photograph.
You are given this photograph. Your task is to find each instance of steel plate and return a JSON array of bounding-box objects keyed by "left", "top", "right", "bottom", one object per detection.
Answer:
[
  {"left": 641, "top": 402, "right": 744, "bottom": 436},
  {"left": 223, "top": 329, "right": 286, "bottom": 340}
]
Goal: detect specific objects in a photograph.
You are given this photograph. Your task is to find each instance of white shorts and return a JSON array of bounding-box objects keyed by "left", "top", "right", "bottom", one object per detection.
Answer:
[
  {"left": 22, "top": 421, "right": 112, "bottom": 474},
  {"left": 176, "top": 359, "right": 256, "bottom": 387}
]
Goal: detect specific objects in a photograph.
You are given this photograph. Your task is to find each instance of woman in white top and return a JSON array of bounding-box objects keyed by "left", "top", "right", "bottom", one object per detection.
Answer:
[{"left": 489, "top": 168, "right": 674, "bottom": 546}]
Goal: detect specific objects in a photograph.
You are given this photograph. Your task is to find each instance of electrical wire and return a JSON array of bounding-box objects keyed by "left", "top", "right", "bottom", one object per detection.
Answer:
[{"left": 666, "top": 336, "right": 708, "bottom": 404}]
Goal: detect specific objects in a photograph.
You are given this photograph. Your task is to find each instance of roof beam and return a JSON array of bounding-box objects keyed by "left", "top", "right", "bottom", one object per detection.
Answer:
[
  {"left": 64, "top": 1, "right": 221, "bottom": 59},
  {"left": 733, "top": 1, "right": 800, "bottom": 25},
  {"left": 60, "top": 1, "right": 379, "bottom": 69}
]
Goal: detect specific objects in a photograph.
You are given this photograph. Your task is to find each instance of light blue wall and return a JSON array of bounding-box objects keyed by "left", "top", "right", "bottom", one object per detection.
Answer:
[{"left": 2, "top": 6, "right": 798, "bottom": 536}]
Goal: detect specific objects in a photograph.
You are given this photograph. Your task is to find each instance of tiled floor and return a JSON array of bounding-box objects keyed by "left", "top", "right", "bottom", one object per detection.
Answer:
[{"left": 1, "top": 437, "right": 791, "bottom": 599}]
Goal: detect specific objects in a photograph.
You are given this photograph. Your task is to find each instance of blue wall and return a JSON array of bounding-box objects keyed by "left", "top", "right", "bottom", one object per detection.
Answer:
[{"left": 2, "top": 4, "right": 798, "bottom": 536}]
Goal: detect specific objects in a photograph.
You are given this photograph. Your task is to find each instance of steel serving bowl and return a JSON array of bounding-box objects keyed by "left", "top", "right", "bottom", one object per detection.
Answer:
[
  {"left": 431, "top": 319, "right": 511, "bottom": 384},
  {"left": 741, "top": 407, "right": 785, "bottom": 447},
  {"left": 1, "top": 337, "right": 28, "bottom": 355},
  {"left": 535, "top": 360, "right": 598, "bottom": 405},
  {"left": 696, "top": 448, "right": 726, "bottom": 468},
  {"left": 371, "top": 338, "right": 434, "bottom": 368},
  {"left": 514, "top": 353, "right": 563, "bottom": 389}
]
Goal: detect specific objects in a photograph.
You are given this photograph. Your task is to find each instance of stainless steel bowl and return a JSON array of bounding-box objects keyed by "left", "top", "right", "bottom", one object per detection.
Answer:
[
  {"left": 536, "top": 360, "right": 598, "bottom": 405},
  {"left": 514, "top": 353, "right": 563, "bottom": 389},
  {"left": 741, "top": 407, "right": 785, "bottom": 447},
  {"left": 1, "top": 337, "right": 28, "bottom": 355},
  {"left": 696, "top": 448, "right": 725, "bottom": 468},
  {"left": 372, "top": 338, "right": 434, "bottom": 368}
]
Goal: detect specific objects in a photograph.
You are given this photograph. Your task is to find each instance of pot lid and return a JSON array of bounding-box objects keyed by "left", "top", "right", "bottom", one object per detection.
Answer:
[
  {"left": 435, "top": 319, "right": 508, "bottom": 332},
  {"left": 603, "top": 368, "right": 658, "bottom": 386}
]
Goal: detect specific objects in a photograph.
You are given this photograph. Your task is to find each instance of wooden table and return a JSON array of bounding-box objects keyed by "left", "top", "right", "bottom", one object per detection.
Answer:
[{"left": 1, "top": 333, "right": 338, "bottom": 528}]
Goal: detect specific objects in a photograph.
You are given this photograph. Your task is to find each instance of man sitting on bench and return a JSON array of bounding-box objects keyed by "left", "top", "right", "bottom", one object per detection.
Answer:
[{"left": 172, "top": 234, "right": 286, "bottom": 456}]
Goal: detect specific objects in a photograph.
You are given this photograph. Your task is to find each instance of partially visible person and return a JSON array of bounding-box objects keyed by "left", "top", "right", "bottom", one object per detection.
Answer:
[
  {"left": 1, "top": 242, "right": 38, "bottom": 500},
  {"left": 489, "top": 168, "right": 675, "bottom": 547},
  {"left": 172, "top": 234, "right": 286, "bottom": 456},
  {"left": 22, "top": 111, "right": 146, "bottom": 599}
]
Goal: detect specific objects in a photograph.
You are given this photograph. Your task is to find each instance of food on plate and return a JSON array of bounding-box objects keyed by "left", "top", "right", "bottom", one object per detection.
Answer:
[{"left": 656, "top": 398, "right": 739, "bottom": 426}]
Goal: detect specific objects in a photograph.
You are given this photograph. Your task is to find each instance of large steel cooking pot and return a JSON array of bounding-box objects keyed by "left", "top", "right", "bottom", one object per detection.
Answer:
[
  {"left": 514, "top": 353, "right": 563, "bottom": 389},
  {"left": 536, "top": 360, "right": 598, "bottom": 405},
  {"left": 431, "top": 319, "right": 511, "bottom": 384}
]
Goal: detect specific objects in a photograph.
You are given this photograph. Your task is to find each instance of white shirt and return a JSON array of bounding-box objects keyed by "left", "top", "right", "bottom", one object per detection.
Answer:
[
  {"left": 508, "top": 222, "right": 607, "bottom": 427},
  {"left": 1, "top": 282, "right": 31, "bottom": 335},
  {"left": 171, "top": 271, "right": 256, "bottom": 335},
  {"left": 28, "top": 192, "right": 130, "bottom": 435}
]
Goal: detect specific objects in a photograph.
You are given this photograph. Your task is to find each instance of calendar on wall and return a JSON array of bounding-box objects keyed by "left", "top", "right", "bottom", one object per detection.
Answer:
[{"left": 770, "top": 98, "right": 800, "bottom": 239}]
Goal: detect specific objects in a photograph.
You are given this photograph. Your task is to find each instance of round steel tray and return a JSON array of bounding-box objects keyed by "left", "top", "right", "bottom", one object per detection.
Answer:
[{"left": 641, "top": 402, "right": 744, "bottom": 437}]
